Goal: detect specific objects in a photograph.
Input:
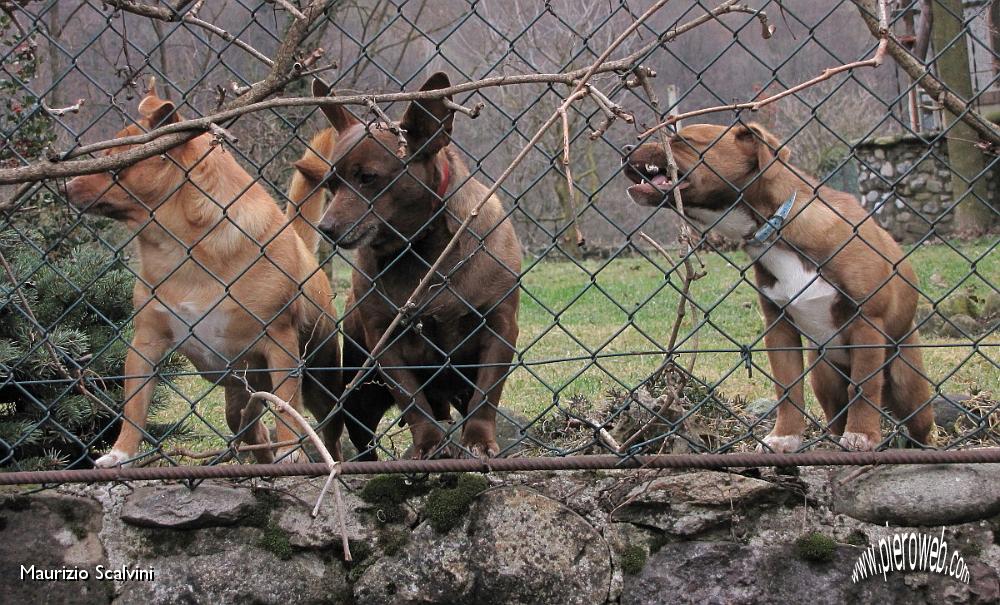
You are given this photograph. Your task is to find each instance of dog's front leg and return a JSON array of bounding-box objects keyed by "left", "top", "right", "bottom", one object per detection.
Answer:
[
  {"left": 841, "top": 318, "right": 888, "bottom": 451},
  {"left": 757, "top": 299, "right": 807, "bottom": 454},
  {"left": 95, "top": 319, "right": 171, "bottom": 468},
  {"left": 462, "top": 310, "right": 518, "bottom": 458},
  {"left": 377, "top": 346, "right": 446, "bottom": 459},
  {"left": 263, "top": 323, "right": 307, "bottom": 463}
]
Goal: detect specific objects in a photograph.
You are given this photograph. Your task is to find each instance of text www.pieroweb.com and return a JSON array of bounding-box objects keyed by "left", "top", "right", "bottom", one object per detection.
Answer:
[{"left": 852, "top": 527, "right": 970, "bottom": 584}]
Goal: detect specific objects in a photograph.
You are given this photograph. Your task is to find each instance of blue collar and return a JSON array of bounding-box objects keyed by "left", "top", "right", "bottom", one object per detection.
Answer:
[{"left": 751, "top": 191, "right": 797, "bottom": 244}]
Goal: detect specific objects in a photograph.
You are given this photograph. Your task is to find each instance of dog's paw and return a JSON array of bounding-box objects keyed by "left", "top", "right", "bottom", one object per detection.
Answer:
[
  {"left": 273, "top": 446, "right": 304, "bottom": 464},
  {"left": 460, "top": 419, "right": 499, "bottom": 459},
  {"left": 94, "top": 449, "right": 132, "bottom": 468},
  {"left": 756, "top": 433, "right": 802, "bottom": 454},
  {"left": 840, "top": 432, "right": 878, "bottom": 451},
  {"left": 407, "top": 422, "right": 449, "bottom": 460},
  {"left": 462, "top": 438, "right": 500, "bottom": 459}
]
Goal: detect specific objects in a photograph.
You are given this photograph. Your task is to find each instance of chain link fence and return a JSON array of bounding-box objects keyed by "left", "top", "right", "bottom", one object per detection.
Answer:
[{"left": 0, "top": 0, "right": 997, "bottom": 480}]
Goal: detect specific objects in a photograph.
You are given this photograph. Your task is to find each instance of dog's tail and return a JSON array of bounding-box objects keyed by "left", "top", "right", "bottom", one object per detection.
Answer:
[
  {"left": 286, "top": 128, "right": 336, "bottom": 255},
  {"left": 884, "top": 331, "right": 935, "bottom": 446}
]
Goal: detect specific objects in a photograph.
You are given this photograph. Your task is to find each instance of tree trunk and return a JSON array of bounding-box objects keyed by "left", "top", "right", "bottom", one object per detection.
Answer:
[{"left": 932, "top": 0, "right": 994, "bottom": 236}]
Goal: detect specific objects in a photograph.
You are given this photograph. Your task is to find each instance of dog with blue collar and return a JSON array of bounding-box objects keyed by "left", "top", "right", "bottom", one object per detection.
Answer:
[{"left": 622, "top": 122, "right": 934, "bottom": 453}]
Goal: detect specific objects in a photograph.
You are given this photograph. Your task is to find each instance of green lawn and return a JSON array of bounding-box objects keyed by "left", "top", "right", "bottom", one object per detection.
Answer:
[{"left": 155, "top": 238, "right": 998, "bottom": 454}]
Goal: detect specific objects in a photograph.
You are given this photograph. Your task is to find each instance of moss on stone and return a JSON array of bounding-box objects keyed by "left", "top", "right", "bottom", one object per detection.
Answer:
[
  {"left": 844, "top": 529, "right": 869, "bottom": 547},
  {"left": 378, "top": 528, "right": 410, "bottom": 556},
  {"left": 144, "top": 527, "right": 199, "bottom": 556},
  {"left": 619, "top": 544, "right": 647, "bottom": 575},
  {"left": 245, "top": 489, "right": 282, "bottom": 528},
  {"left": 359, "top": 475, "right": 430, "bottom": 524},
  {"left": 962, "top": 541, "right": 983, "bottom": 558},
  {"left": 422, "top": 473, "right": 489, "bottom": 533},
  {"left": 795, "top": 532, "right": 837, "bottom": 563},
  {"left": 648, "top": 533, "right": 671, "bottom": 554},
  {"left": 1, "top": 494, "right": 31, "bottom": 511},
  {"left": 258, "top": 520, "right": 293, "bottom": 560}
]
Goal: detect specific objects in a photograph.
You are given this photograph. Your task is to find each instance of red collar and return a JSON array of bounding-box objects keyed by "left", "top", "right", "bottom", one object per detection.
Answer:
[{"left": 435, "top": 154, "right": 451, "bottom": 204}]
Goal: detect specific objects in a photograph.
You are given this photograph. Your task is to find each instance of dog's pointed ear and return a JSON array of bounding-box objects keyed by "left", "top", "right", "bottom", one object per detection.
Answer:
[
  {"left": 736, "top": 123, "right": 790, "bottom": 170},
  {"left": 312, "top": 78, "right": 359, "bottom": 132},
  {"left": 137, "top": 93, "right": 179, "bottom": 128},
  {"left": 294, "top": 154, "right": 330, "bottom": 183},
  {"left": 312, "top": 78, "right": 332, "bottom": 97},
  {"left": 400, "top": 72, "right": 454, "bottom": 157}
]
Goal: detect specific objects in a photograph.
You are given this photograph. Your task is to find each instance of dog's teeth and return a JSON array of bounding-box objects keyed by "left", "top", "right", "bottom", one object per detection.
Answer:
[{"left": 645, "top": 164, "right": 659, "bottom": 175}]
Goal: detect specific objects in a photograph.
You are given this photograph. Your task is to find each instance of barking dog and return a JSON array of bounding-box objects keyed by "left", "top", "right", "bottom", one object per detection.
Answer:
[
  {"left": 65, "top": 90, "right": 342, "bottom": 467},
  {"left": 293, "top": 73, "right": 521, "bottom": 460},
  {"left": 623, "top": 123, "right": 934, "bottom": 452}
]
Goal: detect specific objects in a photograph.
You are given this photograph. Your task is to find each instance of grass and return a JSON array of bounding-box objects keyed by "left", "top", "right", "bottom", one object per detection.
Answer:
[{"left": 152, "top": 238, "right": 998, "bottom": 456}]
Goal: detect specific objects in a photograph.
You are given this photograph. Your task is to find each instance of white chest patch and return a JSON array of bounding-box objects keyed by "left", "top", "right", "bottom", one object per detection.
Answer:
[
  {"left": 753, "top": 245, "right": 849, "bottom": 366},
  {"left": 155, "top": 299, "right": 237, "bottom": 373}
]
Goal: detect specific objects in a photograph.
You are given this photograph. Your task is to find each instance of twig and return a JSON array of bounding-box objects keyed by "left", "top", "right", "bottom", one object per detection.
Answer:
[
  {"left": 365, "top": 97, "right": 408, "bottom": 157},
  {"left": 104, "top": 0, "right": 274, "bottom": 67},
  {"left": 248, "top": 391, "right": 352, "bottom": 561},
  {"left": 444, "top": 98, "right": 484, "bottom": 118},
  {"left": 340, "top": 0, "right": 676, "bottom": 398},
  {"left": 41, "top": 98, "right": 85, "bottom": 117},
  {"left": 135, "top": 439, "right": 301, "bottom": 467},
  {"left": 640, "top": 0, "right": 890, "bottom": 138},
  {"left": 558, "top": 103, "right": 587, "bottom": 249},
  {"left": 850, "top": 0, "right": 1000, "bottom": 145},
  {"left": 293, "top": 47, "right": 325, "bottom": 72},
  {"left": 587, "top": 84, "right": 634, "bottom": 140},
  {"left": 0, "top": 0, "right": 764, "bottom": 185},
  {"left": 267, "top": 0, "right": 307, "bottom": 20},
  {"left": 208, "top": 122, "right": 239, "bottom": 146}
]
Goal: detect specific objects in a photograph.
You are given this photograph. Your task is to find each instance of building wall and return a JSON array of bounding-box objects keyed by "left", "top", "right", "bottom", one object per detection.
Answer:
[{"left": 854, "top": 133, "right": 998, "bottom": 243}]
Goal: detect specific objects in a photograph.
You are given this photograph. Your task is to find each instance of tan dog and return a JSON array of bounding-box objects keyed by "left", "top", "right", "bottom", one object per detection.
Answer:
[
  {"left": 65, "top": 90, "right": 342, "bottom": 467},
  {"left": 293, "top": 73, "right": 522, "bottom": 459},
  {"left": 623, "top": 123, "right": 934, "bottom": 452}
]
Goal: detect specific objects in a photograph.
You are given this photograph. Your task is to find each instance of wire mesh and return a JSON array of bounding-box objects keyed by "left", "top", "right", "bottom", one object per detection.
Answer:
[{"left": 0, "top": 0, "right": 996, "bottom": 480}]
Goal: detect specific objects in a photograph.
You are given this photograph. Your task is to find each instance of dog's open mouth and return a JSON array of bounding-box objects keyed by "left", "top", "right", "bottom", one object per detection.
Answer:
[{"left": 622, "top": 160, "right": 688, "bottom": 206}]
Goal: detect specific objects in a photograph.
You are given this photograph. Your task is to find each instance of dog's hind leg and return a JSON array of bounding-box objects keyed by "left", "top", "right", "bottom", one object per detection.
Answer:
[
  {"left": 884, "top": 334, "right": 935, "bottom": 446},
  {"left": 225, "top": 384, "right": 274, "bottom": 463},
  {"left": 842, "top": 319, "right": 889, "bottom": 451}
]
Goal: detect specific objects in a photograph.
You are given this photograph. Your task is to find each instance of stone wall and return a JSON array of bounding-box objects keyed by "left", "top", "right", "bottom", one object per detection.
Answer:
[
  {"left": 855, "top": 133, "right": 998, "bottom": 243},
  {"left": 3, "top": 465, "right": 1000, "bottom": 604}
]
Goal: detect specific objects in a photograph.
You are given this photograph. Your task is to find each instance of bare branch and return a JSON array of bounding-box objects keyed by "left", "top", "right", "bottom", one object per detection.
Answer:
[
  {"left": 208, "top": 122, "right": 239, "bottom": 146},
  {"left": 249, "top": 391, "right": 351, "bottom": 561},
  {"left": 103, "top": 0, "right": 274, "bottom": 67},
  {"left": 640, "top": 0, "right": 890, "bottom": 138},
  {"left": 444, "top": 98, "right": 484, "bottom": 119},
  {"left": 0, "top": 0, "right": 764, "bottom": 186},
  {"left": 0, "top": 0, "right": 332, "bottom": 186},
  {"left": 365, "top": 98, "right": 408, "bottom": 157},
  {"left": 267, "top": 0, "right": 307, "bottom": 21},
  {"left": 851, "top": 0, "right": 1000, "bottom": 146},
  {"left": 41, "top": 98, "right": 85, "bottom": 117}
]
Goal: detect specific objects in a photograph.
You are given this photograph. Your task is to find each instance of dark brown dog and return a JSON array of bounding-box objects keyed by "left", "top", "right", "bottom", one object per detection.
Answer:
[
  {"left": 623, "top": 123, "right": 934, "bottom": 452},
  {"left": 293, "top": 73, "right": 522, "bottom": 459}
]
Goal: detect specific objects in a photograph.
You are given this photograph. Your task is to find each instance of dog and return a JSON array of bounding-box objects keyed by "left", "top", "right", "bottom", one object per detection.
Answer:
[
  {"left": 622, "top": 122, "right": 934, "bottom": 452},
  {"left": 292, "top": 73, "right": 521, "bottom": 460},
  {"left": 64, "top": 89, "right": 342, "bottom": 467}
]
